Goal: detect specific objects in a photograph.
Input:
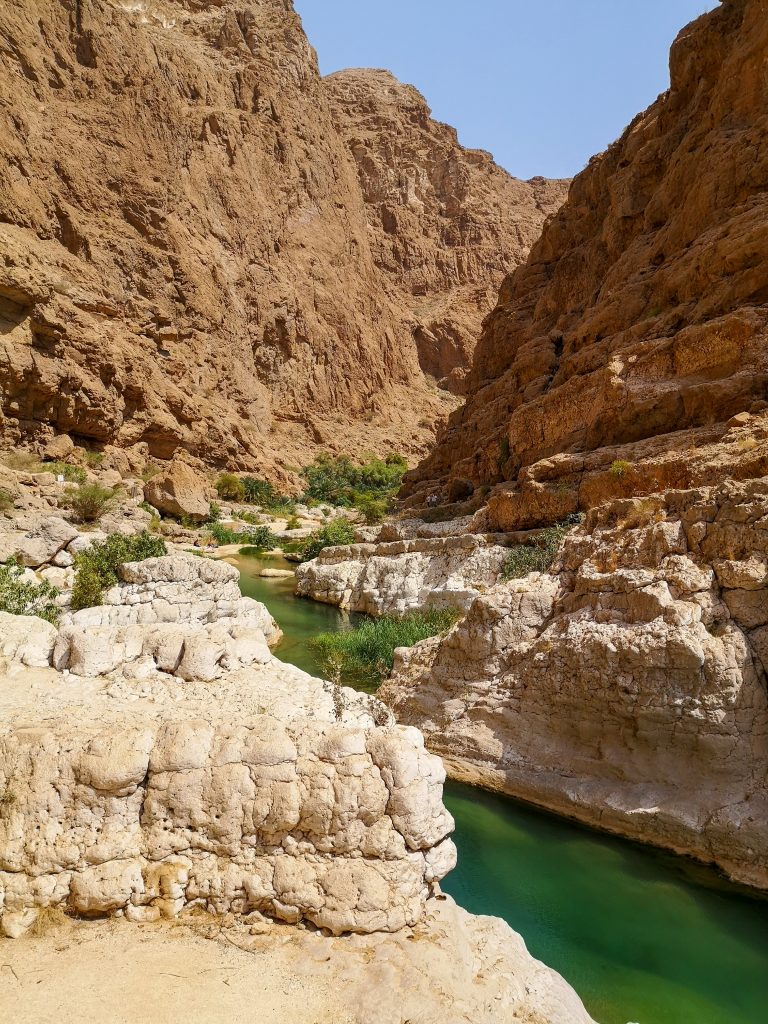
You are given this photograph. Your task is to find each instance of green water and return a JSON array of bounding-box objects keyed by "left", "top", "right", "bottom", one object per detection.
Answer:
[
  {"left": 237, "top": 552, "right": 369, "bottom": 684},
  {"left": 238, "top": 556, "right": 768, "bottom": 1024}
]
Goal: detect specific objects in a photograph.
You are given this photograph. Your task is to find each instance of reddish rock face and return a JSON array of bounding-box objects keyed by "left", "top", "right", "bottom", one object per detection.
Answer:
[
  {"left": 324, "top": 69, "right": 568, "bottom": 394},
  {"left": 406, "top": 0, "right": 768, "bottom": 527},
  {"left": 0, "top": 0, "right": 563, "bottom": 474}
]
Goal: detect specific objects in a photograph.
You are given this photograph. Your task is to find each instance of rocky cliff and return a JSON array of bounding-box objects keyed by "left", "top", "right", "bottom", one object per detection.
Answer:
[
  {"left": 325, "top": 69, "right": 568, "bottom": 393},
  {"left": 405, "top": 0, "right": 768, "bottom": 526},
  {"left": 380, "top": 481, "right": 768, "bottom": 890},
  {"left": 0, "top": 0, "right": 563, "bottom": 475}
]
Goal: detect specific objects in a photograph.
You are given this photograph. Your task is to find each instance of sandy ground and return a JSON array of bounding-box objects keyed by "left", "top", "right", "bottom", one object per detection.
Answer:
[{"left": 0, "top": 918, "right": 354, "bottom": 1024}]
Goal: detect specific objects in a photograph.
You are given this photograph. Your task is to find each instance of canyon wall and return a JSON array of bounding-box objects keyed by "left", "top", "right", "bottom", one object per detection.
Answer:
[
  {"left": 404, "top": 0, "right": 768, "bottom": 527},
  {"left": 0, "top": 0, "right": 562, "bottom": 476},
  {"left": 325, "top": 69, "right": 568, "bottom": 393},
  {"left": 381, "top": 481, "right": 768, "bottom": 889}
]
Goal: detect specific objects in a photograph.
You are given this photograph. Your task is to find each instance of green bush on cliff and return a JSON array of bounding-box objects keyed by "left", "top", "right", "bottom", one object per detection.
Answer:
[
  {"left": 0, "top": 559, "right": 60, "bottom": 625},
  {"left": 71, "top": 531, "right": 167, "bottom": 611},
  {"left": 300, "top": 517, "right": 356, "bottom": 562},
  {"left": 501, "top": 515, "right": 583, "bottom": 580},
  {"left": 310, "top": 608, "right": 460, "bottom": 685}
]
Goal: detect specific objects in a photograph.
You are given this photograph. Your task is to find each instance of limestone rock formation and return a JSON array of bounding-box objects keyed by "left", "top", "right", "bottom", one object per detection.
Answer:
[
  {"left": 295, "top": 533, "right": 510, "bottom": 616},
  {"left": 0, "top": 0, "right": 563, "bottom": 473},
  {"left": 381, "top": 479, "right": 768, "bottom": 890},
  {"left": 325, "top": 69, "right": 569, "bottom": 393},
  {"left": 53, "top": 554, "right": 281, "bottom": 678},
  {"left": 405, "top": 0, "right": 768, "bottom": 527},
  {"left": 0, "top": 552, "right": 459, "bottom": 936}
]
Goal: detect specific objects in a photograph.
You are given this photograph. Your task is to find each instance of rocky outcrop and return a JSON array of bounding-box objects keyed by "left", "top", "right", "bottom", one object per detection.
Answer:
[
  {"left": 381, "top": 479, "right": 768, "bottom": 890},
  {"left": 325, "top": 69, "right": 568, "bottom": 393},
  {"left": 0, "top": 1, "right": 563, "bottom": 473},
  {"left": 295, "top": 534, "right": 509, "bottom": 616},
  {"left": 53, "top": 555, "right": 281, "bottom": 678},
  {"left": 405, "top": 0, "right": 768, "bottom": 525},
  {"left": 143, "top": 460, "right": 211, "bottom": 522},
  {"left": 0, "top": 551, "right": 460, "bottom": 936}
]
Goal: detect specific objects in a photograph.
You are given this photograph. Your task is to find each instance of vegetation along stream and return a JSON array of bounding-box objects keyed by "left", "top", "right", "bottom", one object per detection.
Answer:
[{"left": 238, "top": 553, "right": 768, "bottom": 1024}]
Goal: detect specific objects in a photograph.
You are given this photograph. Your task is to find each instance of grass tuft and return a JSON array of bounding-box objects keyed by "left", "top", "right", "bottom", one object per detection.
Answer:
[{"left": 310, "top": 608, "right": 460, "bottom": 685}]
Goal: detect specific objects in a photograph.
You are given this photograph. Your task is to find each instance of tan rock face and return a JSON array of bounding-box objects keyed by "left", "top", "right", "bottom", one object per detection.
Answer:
[
  {"left": 0, "top": 0, "right": 562, "bottom": 472},
  {"left": 325, "top": 69, "right": 568, "bottom": 393},
  {"left": 143, "top": 460, "right": 210, "bottom": 521},
  {"left": 381, "top": 479, "right": 768, "bottom": 890},
  {"left": 405, "top": 0, "right": 768, "bottom": 524}
]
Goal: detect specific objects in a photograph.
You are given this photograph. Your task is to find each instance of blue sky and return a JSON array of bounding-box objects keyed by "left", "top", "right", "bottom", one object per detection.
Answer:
[{"left": 294, "top": 0, "right": 719, "bottom": 180}]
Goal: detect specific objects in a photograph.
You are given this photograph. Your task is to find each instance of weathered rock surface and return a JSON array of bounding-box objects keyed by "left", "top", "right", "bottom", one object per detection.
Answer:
[
  {"left": 295, "top": 534, "right": 509, "bottom": 616},
  {"left": 325, "top": 69, "right": 568, "bottom": 393},
  {"left": 0, "top": 0, "right": 563, "bottom": 472},
  {"left": 0, "top": 667, "right": 455, "bottom": 935},
  {"left": 405, "top": 0, "right": 768, "bottom": 527},
  {"left": 0, "top": 514, "right": 78, "bottom": 567},
  {"left": 143, "top": 460, "right": 211, "bottom": 522},
  {"left": 381, "top": 479, "right": 768, "bottom": 889},
  {"left": 0, "top": 896, "right": 594, "bottom": 1024},
  {"left": 54, "top": 555, "right": 281, "bottom": 678}
]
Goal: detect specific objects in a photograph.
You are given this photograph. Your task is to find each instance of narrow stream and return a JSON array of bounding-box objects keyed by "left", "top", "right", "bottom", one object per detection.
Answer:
[{"left": 238, "top": 553, "right": 768, "bottom": 1024}]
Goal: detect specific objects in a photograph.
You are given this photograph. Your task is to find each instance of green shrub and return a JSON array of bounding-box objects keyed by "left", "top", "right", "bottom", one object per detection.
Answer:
[
  {"left": 356, "top": 494, "right": 387, "bottom": 525},
  {"left": 82, "top": 450, "right": 104, "bottom": 467},
  {"left": 209, "top": 522, "right": 277, "bottom": 549},
  {"left": 300, "top": 517, "right": 356, "bottom": 561},
  {"left": 59, "top": 482, "right": 117, "bottom": 522},
  {"left": 207, "top": 502, "right": 222, "bottom": 524},
  {"left": 0, "top": 559, "right": 60, "bottom": 625},
  {"left": 241, "top": 476, "right": 297, "bottom": 514},
  {"left": 301, "top": 453, "right": 406, "bottom": 509},
  {"left": 609, "top": 459, "right": 632, "bottom": 479},
  {"left": 501, "top": 516, "right": 583, "bottom": 580},
  {"left": 310, "top": 608, "right": 460, "bottom": 684},
  {"left": 215, "top": 473, "right": 245, "bottom": 502},
  {"left": 46, "top": 461, "right": 87, "bottom": 484},
  {"left": 285, "top": 515, "right": 301, "bottom": 531},
  {"left": 71, "top": 531, "right": 167, "bottom": 610}
]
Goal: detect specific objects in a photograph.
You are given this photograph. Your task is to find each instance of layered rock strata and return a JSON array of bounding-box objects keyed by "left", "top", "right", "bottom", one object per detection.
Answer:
[
  {"left": 404, "top": 0, "right": 768, "bottom": 528},
  {"left": 295, "top": 534, "right": 510, "bottom": 616},
  {"left": 380, "top": 479, "right": 768, "bottom": 889},
  {"left": 0, "top": 0, "right": 562, "bottom": 470}
]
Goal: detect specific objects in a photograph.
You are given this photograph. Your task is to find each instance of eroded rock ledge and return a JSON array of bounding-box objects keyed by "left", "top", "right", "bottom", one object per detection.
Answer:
[
  {"left": 380, "top": 478, "right": 768, "bottom": 890},
  {"left": 0, "top": 555, "right": 457, "bottom": 937},
  {"left": 295, "top": 533, "right": 510, "bottom": 616}
]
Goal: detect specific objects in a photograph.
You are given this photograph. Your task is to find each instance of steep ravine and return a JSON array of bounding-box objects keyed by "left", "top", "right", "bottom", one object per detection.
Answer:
[{"left": 295, "top": 0, "right": 768, "bottom": 908}]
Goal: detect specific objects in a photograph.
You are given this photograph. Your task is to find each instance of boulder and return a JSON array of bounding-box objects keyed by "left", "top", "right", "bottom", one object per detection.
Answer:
[
  {"left": 12, "top": 516, "right": 79, "bottom": 567},
  {"left": 41, "top": 434, "right": 75, "bottom": 461},
  {"left": 144, "top": 462, "right": 210, "bottom": 522},
  {"left": 0, "top": 611, "right": 57, "bottom": 667}
]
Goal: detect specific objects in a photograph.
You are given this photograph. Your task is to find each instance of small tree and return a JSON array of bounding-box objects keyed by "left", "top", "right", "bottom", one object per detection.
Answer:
[
  {"left": 215, "top": 473, "right": 245, "bottom": 502},
  {"left": 0, "top": 559, "right": 60, "bottom": 625},
  {"left": 59, "top": 483, "right": 117, "bottom": 522},
  {"left": 300, "top": 517, "right": 356, "bottom": 562},
  {"left": 71, "top": 531, "right": 167, "bottom": 610}
]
